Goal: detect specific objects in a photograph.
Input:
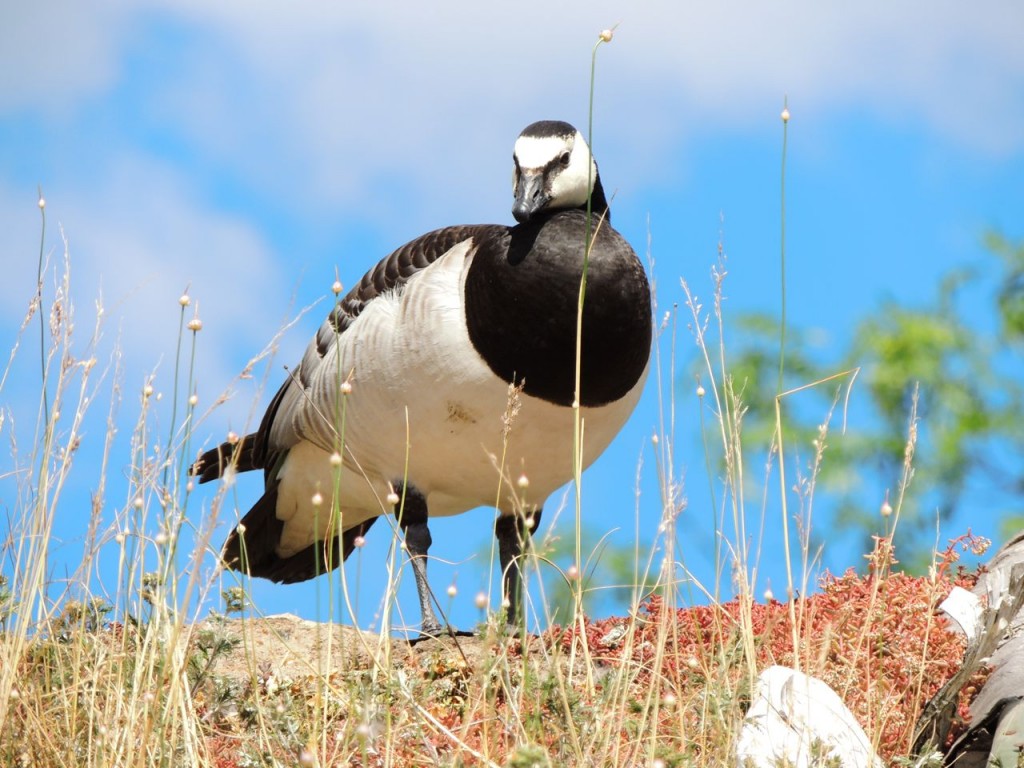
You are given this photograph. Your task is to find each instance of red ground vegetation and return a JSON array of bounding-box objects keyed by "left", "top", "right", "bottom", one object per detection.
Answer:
[
  {"left": 555, "top": 533, "right": 989, "bottom": 759},
  {"left": 198, "top": 535, "right": 988, "bottom": 765}
]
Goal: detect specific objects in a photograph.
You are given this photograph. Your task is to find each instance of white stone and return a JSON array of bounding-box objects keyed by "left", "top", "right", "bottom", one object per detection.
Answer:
[
  {"left": 735, "top": 666, "right": 883, "bottom": 768},
  {"left": 938, "top": 585, "right": 983, "bottom": 641}
]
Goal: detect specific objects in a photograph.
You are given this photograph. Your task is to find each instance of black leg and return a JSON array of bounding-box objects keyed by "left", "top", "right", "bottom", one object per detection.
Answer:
[
  {"left": 394, "top": 485, "right": 444, "bottom": 637},
  {"left": 495, "top": 509, "right": 542, "bottom": 627}
]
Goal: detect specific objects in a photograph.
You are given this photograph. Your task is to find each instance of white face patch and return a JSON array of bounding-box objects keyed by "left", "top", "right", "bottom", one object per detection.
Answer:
[
  {"left": 549, "top": 131, "right": 597, "bottom": 208},
  {"left": 514, "top": 134, "right": 573, "bottom": 170},
  {"left": 513, "top": 130, "right": 597, "bottom": 211}
]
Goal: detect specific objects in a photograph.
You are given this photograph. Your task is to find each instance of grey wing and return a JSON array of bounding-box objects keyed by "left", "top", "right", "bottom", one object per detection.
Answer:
[{"left": 247, "top": 224, "right": 503, "bottom": 469}]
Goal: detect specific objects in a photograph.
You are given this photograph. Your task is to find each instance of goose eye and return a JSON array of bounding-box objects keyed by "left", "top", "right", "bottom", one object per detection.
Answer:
[{"left": 559, "top": 151, "right": 571, "bottom": 167}]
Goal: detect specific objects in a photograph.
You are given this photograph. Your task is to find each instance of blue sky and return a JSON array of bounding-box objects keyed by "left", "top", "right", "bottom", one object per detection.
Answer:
[{"left": 1, "top": 2, "right": 1022, "bottom": 633}]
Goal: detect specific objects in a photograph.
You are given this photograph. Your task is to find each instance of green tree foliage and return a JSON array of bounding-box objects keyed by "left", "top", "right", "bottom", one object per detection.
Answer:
[
  {"left": 730, "top": 235, "right": 1024, "bottom": 565},
  {"left": 535, "top": 236, "right": 1022, "bottom": 614}
]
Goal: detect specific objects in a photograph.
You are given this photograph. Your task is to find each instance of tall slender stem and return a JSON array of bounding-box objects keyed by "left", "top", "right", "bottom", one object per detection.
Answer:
[
  {"left": 778, "top": 98, "right": 790, "bottom": 395},
  {"left": 37, "top": 188, "right": 48, "bottom": 423}
]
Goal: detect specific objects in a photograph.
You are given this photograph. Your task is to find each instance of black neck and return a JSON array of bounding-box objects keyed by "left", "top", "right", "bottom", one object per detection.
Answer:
[{"left": 580, "top": 175, "right": 610, "bottom": 224}]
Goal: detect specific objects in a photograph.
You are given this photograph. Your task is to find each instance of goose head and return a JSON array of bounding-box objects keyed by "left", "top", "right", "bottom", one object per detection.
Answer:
[{"left": 511, "top": 120, "right": 606, "bottom": 224}]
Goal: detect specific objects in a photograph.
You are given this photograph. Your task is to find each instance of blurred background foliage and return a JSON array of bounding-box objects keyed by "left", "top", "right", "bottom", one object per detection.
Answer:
[{"left": 543, "top": 233, "right": 1024, "bottom": 617}]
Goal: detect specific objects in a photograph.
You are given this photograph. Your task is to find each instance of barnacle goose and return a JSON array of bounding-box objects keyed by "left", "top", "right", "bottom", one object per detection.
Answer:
[{"left": 194, "top": 120, "right": 652, "bottom": 637}]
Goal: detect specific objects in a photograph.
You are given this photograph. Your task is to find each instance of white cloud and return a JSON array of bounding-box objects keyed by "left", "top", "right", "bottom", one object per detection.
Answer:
[
  {"left": 0, "top": 156, "right": 295, "bottom": 440},
  {"left": 4, "top": 2, "right": 1021, "bottom": 236},
  {"left": 72, "top": 1, "right": 1019, "bottom": 225},
  {"left": 168, "top": 4, "right": 1023, "bottom": 130},
  {"left": 0, "top": 1, "right": 133, "bottom": 115}
]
